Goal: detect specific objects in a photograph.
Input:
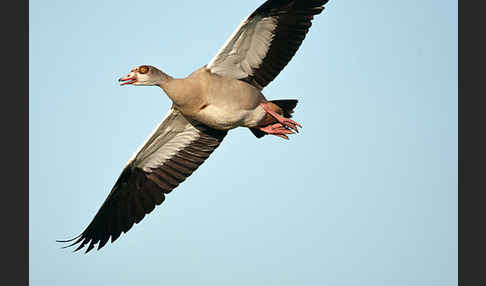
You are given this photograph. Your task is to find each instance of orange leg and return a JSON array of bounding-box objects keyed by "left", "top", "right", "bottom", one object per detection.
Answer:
[
  {"left": 257, "top": 103, "right": 302, "bottom": 139},
  {"left": 259, "top": 123, "right": 295, "bottom": 140}
]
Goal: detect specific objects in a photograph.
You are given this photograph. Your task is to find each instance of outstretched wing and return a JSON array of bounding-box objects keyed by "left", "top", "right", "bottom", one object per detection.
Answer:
[
  {"left": 58, "top": 108, "right": 227, "bottom": 253},
  {"left": 207, "top": 0, "right": 329, "bottom": 90}
]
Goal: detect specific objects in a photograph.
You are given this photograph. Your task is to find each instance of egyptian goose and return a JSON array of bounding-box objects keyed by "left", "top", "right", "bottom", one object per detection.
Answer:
[{"left": 59, "top": 0, "right": 329, "bottom": 253}]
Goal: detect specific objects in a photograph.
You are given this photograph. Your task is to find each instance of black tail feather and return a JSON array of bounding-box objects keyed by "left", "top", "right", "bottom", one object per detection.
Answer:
[
  {"left": 250, "top": 128, "right": 267, "bottom": 138},
  {"left": 270, "top": 99, "right": 298, "bottom": 118}
]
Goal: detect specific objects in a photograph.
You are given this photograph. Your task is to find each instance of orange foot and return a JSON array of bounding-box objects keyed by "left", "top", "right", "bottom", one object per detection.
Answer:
[
  {"left": 258, "top": 103, "right": 302, "bottom": 139},
  {"left": 258, "top": 123, "right": 295, "bottom": 140}
]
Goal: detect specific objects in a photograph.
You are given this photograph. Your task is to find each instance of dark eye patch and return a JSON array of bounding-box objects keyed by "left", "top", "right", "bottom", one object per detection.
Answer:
[{"left": 139, "top": 65, "right": 149, "bottom": 74}]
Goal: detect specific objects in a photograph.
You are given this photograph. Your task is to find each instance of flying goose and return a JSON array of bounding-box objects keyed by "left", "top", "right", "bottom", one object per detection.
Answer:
[{"left": 59, "top": 0, "right": 330, "bottom": 253}]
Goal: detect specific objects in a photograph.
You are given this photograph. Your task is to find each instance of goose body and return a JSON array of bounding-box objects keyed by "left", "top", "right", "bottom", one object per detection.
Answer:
[
  {"left": 162, "top": 66, "right": 267, "bottom": 130},
  {"left": 59, "top": 0, "right": 330, "bottom": 253}
]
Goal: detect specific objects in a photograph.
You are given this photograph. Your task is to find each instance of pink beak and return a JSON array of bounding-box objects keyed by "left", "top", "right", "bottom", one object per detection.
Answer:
[{"left": 118, "top": 72, "right": 137, "bottom": 86}]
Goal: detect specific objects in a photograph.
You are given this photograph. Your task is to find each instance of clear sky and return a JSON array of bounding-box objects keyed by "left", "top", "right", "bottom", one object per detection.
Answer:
[{"left": 30, "top": 0, "right": 457, "bottom": 285}]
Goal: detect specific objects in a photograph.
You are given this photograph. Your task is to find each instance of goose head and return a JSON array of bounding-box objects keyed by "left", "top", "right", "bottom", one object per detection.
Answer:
[{"left": 118, "top": 65, "right": 165, "bottom": 86}]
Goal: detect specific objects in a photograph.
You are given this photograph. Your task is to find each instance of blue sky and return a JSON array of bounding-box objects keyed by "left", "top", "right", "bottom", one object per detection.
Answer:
[{"left": 30, "top": 0, "right": 457, "bottom": 285}]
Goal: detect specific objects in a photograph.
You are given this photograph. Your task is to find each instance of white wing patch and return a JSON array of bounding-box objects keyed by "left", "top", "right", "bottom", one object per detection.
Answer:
[
  {"left": 207, "top": 15, "right": 277, "bottom": 79},
  {"left": 124, "top": 108, "right": 201, "bottom": 172},
  {"left": 125, "top": 109, "right": 174, "bottom": 166},
  {"left": 139, "top": 125, "right": 200, "bottom": 172}
]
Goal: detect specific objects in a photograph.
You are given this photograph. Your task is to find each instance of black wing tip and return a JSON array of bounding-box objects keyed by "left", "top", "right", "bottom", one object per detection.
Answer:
[
  {"left": 56, "top": 236, "right": 81, "bottom": 243},
  {"left": 57, "top": 234, "right": 107, "bottom": 254},
  {"left": 252, "top": 0, "right": 330, "bottom": 17}
]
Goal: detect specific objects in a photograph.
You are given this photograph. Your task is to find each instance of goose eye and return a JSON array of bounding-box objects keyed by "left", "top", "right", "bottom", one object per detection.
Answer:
[{"left": 139, "top": 65, "right": 149, "bottom": 74}]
